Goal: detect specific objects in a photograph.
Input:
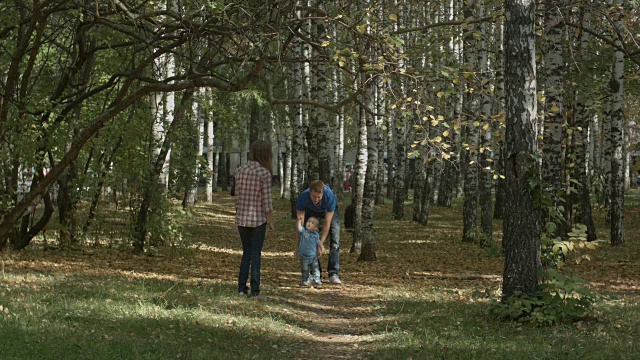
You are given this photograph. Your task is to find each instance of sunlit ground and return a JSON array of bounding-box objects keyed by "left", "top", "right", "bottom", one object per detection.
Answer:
[{"left": 1, "top": 190, "right": 639, "bottom": 359}]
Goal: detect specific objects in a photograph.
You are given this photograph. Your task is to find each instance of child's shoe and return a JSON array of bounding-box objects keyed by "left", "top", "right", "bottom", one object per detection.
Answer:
[{"left": 301, "top": 281, "right": 310, "bottom": 286}]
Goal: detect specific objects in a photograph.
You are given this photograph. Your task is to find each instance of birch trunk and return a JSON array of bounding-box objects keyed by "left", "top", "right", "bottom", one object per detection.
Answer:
[
  {"left": 392, "top": 0, "right": 407, "bottom": 220},
  {"left": 351, "top": 72, "right": 368, "bottom": 254},
  {"left": 609, "top": 0, "right": 625, "bottom": 246},
  {"left": 206, "top": 90, "right": 215, "bottom": 202},
  {"left": 462, "top": 0, "right": 479, "bottom": 243},
  {"left": 359, "top": 74, "right": 378, "bottom": 262},
  {"left": 573, "top": 10, "right": 596, "bottom": 242},
  {"left": 502, "top": 0, "right": 541, "bottom": 298},
  {"left": 477, "top": 0, "right": 493, "bottom": 243},
  {"left": 541, "top": 0, "right": 566, "bottom": 231}
]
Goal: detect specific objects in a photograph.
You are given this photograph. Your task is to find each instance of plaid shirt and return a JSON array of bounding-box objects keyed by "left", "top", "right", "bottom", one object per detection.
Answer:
[{"left": 235, "top": 161, "right": 273, "bottom": 227}]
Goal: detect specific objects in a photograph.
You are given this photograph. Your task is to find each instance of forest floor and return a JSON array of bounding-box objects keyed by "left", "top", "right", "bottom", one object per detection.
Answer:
[{"left": 1, "top": 190, "right": 640, "bottom": 359}]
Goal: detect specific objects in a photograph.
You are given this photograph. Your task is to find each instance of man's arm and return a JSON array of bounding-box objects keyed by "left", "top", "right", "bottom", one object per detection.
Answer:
[
  {"left": 321, "top": 211, "right": 334, "bottom": 244},
  {"left": 295, "top": 210, "right": 305, "bottom": 255}
]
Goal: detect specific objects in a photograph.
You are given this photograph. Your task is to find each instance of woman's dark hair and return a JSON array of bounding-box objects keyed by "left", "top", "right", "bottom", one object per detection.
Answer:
[{"left": 249, "top": 140, "right": 273, "bottom": 174}]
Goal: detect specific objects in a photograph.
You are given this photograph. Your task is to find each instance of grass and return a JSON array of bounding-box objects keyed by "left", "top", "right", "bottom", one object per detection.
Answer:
[{"left": 1, "top": 189, "right": 639, "bottom": 359}]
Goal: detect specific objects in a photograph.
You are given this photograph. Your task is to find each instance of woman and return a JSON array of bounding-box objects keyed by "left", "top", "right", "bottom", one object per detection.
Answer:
[{"left": 234, "top": 140, "right": 275, "bottom": 298}]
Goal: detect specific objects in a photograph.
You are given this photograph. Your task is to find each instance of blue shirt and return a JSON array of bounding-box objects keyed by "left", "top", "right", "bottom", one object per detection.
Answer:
[
  {"left": 298, "top": 226, "right": 320, "bottom": 257},
  {"left": 296, "top": 185, "right": 337, "bottom": 215}
]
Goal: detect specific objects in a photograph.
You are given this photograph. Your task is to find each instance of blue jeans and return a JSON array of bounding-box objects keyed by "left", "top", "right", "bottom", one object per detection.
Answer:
[
  {"left": 300, "top": 255, "right": 320, "bottom": 283},
  {"left": 304, "top": 206, "right": 340, "bottom": 277},
  {"left": 237, "top": 224, "right": 266, "bottom": 295}
]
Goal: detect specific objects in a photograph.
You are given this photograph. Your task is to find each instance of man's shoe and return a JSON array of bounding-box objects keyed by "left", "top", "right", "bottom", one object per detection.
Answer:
[
  {"left": 312, "top": 279, "right": 322, "bottom": 285},
  {"left": 238, "top": 291, "right": 247, "bottom": 297},
  {"left": 329, "top": 275, "right": 342, "bottom": 285}
]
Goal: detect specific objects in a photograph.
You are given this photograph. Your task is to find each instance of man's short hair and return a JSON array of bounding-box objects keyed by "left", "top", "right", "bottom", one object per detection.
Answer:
[{"left": 309, "top": 180, "right": 324, "bottom": 193}]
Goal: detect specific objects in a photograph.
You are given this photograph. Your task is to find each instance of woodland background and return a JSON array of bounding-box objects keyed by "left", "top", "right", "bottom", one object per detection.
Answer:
[{"left": 1, "top": 0, "right": 640, "bottom": 357}]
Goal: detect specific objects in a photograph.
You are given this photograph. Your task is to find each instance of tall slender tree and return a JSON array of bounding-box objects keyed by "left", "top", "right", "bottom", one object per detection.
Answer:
[
  {"left": 502, "top": 0, "right": 542, "bottom": 298},
  {"left": 462, "top": 0, "right": 479, "bottom": 243},
  {"left": 609, "top": 0, "right": 625, "bottom": 246},
  {"left": 541, "top": 0, "right": 566, "bottom": 233}
]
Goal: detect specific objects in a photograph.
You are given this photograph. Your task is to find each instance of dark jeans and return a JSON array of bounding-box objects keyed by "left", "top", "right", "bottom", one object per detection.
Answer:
[
  {"left": 304, "top": 206, "right": 340, "bottom": 277},
  {"left": 237, "top": 223, "right": 266, "bottom": 295}
]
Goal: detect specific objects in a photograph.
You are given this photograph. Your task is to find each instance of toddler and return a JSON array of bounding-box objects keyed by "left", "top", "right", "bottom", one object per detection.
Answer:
[{"left": 296, "top": 216, "right": 324, "bottom": 286}]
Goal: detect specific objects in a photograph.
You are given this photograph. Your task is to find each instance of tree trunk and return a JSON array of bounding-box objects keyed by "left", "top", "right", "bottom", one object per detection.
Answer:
[
  {"left": 290, "top": 34, "right": 307, "bottom": 218},
  {"left": 351, "top": 92, "right": 368, "bottom": 254},
  {"left": 184, "top": 94, "right": 203, "bottom": 208},
  {"left": 10, "top": 169, "right": 55, "bottom": 250},
  {"left": 609, "top": 0, "right": 625, "bottom": 246},
  {"left": 502, "top": 0, "right": 542, "bottom": 299},
  {"left": 462, "top": 0, "right": 479, "bottom": 243},
  {"left": 134, "top": 90, "right": 194, "bottom": 254},
  {"left": 359, "top": 76, "right": 378, "bottom": 262},
  {"left": 375, "top": 81, "right": 386, "bottom": 205},
  {"left": 493, "top": 17, "right": 506, "bottom": 221},
  {"left": 418, "top": 159, "right": 432, "bottom": 226},
  {"left": 413, "top": 152, "right": 425, "bottom": 223},
  {"left": 392, "top": 0, "right": 407, "bottom": 220},
  {"left": 572, "top": 10, "right": 596, "bottom": 242},
  {"left": 478, "top": 0, "right": 493, "bottom": 244},
  {"left": 541, "top": 0, "right": 566, "bottom": 235},
  {"left": 206, "top": 92, "right": 215, "bottom": 202}
]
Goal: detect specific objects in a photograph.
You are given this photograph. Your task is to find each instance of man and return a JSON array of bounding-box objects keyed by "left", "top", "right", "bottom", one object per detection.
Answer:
[{"left": 295, "top": 180, "right": 342, "bottom": 284}]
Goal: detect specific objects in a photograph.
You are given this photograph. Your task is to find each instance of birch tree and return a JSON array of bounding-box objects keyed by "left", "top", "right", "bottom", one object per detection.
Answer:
[
  {"left": 541, "top": 0, "right": 566, "bottom": 233},
  {"left": 502, "top": 0, "right": 541, "bottom": 298},
  {"left": 462, "top": 0, "right": 480, "bottom": 243},
  {"left": 609, "top": 0, "right": 625, "bottom": 246}
]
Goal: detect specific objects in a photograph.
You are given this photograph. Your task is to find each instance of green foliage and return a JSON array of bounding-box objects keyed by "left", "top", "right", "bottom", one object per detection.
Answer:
[
  {"left": 146, "top": 198, "right": 193, "bottom": 252},
  {"left": 480, "top": 232, "right": 503, "bottom": 257},
  {"left": 490, "top": 269, "right": 600, "bottom": 326},
  {"left": 496, "top": 208, "right": 603, "bottom": 325}
]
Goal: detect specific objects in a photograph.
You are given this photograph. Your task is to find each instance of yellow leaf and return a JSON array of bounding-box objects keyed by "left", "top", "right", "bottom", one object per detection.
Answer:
[
  {"left": 482, "top": 123, "right": 489, "bottom": 130},
  {"left": 433, "top": 136, "right": 442, "bottom": 143},
  {"left": 550, "top": 104, "right": 561, "bottom": 112},
  {"left": 389, "top": 13, "right": 398, "bottom": 21},
  {"left": 437, "top": 91, "right": 444, "bottom": 98},
  {"left": 566, "top": 128, "right": 573, "bottom": 135},
  {"left": 443, "top": 130, "right": 450, "bottom": 137},
  {"left": 442, "top": 153, "right": 451, "bottom": 159},
  {"left": 473, "top": 121, "right": 480, "bottom": 127}
]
